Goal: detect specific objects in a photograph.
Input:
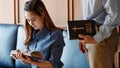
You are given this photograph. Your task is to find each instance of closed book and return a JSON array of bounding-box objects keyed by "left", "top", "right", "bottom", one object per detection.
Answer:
[{"left": 67, "top": 20, "right": 99, "bottom": 40}]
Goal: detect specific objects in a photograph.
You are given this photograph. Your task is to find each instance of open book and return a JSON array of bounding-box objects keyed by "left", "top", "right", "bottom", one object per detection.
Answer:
[
  {"left": 67, "top": 20, "right": 100, "bottom": 40},
  {"left": 10, "top": 50, "right": 43, "bottom": 61}
]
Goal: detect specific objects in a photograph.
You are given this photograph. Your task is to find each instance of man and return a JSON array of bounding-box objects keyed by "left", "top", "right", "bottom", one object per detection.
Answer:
[{"left": 79, "top": 0, "right": 120, "bottom": 68}]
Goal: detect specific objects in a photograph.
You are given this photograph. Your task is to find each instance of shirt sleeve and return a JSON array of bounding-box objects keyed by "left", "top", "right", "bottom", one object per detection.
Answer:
[
  {"left": 93, "top": 0, "right": 119, "bottom": 43},
  {"left": 49, "top": 30, "right": 65, "bottom": 68}
]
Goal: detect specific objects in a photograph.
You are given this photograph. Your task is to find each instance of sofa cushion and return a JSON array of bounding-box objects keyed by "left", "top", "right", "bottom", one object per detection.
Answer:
[
  {"left": 0, "top": 24, "right": 18, "bottom": 68},
  {"left": 61, "top": 30, "right": 89, "bottom": 68},
  {"left": 0, "top": 24, "right": 89, "bottom": 68},
  {"left": 16, "top": 26, "right": 31, "bottom": 68}
]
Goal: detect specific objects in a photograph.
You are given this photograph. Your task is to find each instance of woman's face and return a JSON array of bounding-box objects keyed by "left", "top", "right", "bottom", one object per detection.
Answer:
[{"left": 25, "top": 11, "right": 45, "bottom": 30}]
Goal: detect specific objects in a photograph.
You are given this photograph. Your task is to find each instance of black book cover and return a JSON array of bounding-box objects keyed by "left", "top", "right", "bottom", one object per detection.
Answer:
[{"left": 67, "top": 20, "right": 98, "bottom": 40}]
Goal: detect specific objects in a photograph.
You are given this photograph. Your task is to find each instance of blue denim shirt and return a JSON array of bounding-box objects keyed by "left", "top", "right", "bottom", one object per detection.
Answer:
[
  {"left": 81, "top": 0, "right": 120, "bottom": 42},
  {"left": 28, "top": 27, "right": 65, "bottom": 68}
]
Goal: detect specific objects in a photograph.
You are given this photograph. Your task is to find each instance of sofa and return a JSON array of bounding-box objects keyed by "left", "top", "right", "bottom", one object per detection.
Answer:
[{"left": 0, "top": 24, "right": 89, "bottom": 68}]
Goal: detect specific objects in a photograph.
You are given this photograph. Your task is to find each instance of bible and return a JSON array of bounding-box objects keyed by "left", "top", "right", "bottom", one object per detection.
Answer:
[{"left": 67, "top": 20, "right": 100, "bottom": 40}]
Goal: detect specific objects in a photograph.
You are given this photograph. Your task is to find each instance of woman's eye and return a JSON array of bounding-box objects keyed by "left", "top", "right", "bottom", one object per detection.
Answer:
[
  {"left": 33, "top": 20, "right": 36, "bottom": 21},
  {"left": 31, "top": 19, "right": 36, "bottom": 22}
]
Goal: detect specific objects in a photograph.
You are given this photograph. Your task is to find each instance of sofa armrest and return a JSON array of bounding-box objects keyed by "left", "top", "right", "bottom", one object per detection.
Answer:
[
  {"left": 61, "top": 30, "right": 89, "bottom": 68},
  {"left": 0, "top": 24, "right": 19, "bottom": 68}
]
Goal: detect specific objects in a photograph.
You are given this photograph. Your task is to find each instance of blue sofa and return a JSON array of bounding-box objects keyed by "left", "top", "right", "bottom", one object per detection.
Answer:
[{"left": 0, "top": 24, "right": 89, "bottom": 68}]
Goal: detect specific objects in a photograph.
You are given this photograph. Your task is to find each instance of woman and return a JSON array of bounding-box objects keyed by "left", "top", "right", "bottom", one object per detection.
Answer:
[{"left": 11, "top": 0, "right": 65, "bottom": 68}]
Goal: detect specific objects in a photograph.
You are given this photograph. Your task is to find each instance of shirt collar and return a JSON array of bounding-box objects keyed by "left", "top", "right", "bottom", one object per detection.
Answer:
[{"left": 32, "top": 27, "right": 50, "bottom": 40}]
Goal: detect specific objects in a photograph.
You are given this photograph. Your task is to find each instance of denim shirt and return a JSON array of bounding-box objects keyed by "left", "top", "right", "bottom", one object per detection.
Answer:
[
  {"left": 28, "top": 27, "right": 65, "bottom": 68},
  {"left": 81, "top": 0, "right": 120, "bottom": 42}
]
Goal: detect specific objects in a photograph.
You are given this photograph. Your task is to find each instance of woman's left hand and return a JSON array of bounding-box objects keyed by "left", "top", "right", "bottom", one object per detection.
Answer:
[{"left": 20, "top": 56, "right": 33, "bottom": 64}]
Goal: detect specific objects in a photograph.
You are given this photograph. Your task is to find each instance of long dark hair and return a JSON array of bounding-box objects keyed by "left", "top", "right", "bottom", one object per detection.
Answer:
[{"left": 24, "top": 0, "right": 57, "bottom": 46}]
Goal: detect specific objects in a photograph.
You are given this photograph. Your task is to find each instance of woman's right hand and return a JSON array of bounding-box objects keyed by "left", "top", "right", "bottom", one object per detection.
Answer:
[{"left": 11, "top": 49, "right": 22, "bottom": 59}]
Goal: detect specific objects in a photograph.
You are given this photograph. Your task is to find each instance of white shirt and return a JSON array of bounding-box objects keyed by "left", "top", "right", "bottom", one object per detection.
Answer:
[{"left": 81, "top": 0, "right": 120, "bottom": 42}]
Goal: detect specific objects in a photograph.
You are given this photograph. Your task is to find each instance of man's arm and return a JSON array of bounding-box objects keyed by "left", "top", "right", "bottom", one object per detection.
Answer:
[{"left": 93, "top": 0, "right": 119, "bottom": 43}]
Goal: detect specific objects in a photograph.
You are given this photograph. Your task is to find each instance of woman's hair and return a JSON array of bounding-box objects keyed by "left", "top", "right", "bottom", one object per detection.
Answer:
[{"left": 24, "top": 0, "right": 57, "bottom": 46}]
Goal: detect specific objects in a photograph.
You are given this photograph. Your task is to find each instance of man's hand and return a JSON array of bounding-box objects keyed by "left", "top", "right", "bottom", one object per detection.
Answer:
[
  {"left": 78, "top": 34, "right": 97, "bottom": 53},
  {"left": 79, "top": 41, "right": 85, "bottom": 53},
  {"left": 78, "top": 34, "right": 97, "bottom": 44}
]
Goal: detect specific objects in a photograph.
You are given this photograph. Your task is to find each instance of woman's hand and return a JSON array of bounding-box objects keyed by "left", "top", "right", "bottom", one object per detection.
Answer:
[
  {"left": 11, "top": 49, "right": 33, "bottom": 64},
  {"left": 11, "top": 49, "right": 22, "bottom": 59},
  {"left": 21, "top": 56, "right": 33, "bottom": 64}
]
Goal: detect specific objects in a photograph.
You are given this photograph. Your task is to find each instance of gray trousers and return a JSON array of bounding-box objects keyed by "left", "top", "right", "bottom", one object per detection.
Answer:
[{"left": 85, "top": 29, "right": 119, "bottom": 68}]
